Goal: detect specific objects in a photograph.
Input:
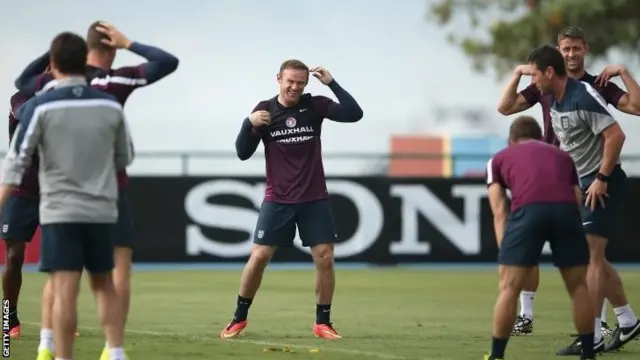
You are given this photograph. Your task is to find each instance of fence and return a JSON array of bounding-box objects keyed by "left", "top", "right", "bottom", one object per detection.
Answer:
[
  {"left": 6, "top": 176, "right": 640, "bottom": 264},
  {"left": 37, "top": 151, "right": 640, "bottom": 177}
]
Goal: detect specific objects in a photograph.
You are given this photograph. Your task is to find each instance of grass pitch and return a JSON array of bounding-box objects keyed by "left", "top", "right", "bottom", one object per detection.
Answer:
[{"left": 7, "top": 267, "right": 640, "bottom": 359}]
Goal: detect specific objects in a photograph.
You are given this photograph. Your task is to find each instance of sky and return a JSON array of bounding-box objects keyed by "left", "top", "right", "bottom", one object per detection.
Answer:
[{"left": 3, "top": 0, "right": 640, "bottom": 175}]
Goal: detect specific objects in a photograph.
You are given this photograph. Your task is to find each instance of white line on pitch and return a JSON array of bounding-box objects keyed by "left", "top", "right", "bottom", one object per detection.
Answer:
[{"left": 22, "top": 322, "right": 424, "bottom": 360}]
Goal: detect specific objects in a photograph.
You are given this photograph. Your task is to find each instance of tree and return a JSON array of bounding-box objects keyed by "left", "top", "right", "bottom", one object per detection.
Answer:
[{"left": 427, "top": 0, "right": 640, "bottom": 77}]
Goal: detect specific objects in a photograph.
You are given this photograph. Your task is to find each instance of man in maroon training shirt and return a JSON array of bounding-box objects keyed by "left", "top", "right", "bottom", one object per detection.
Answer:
[
  {"left": 483, "top": 115, "right": 594, "bottom": 360},
  {"left": 220, "top": 60, "right": 363, "bottom": 340}
]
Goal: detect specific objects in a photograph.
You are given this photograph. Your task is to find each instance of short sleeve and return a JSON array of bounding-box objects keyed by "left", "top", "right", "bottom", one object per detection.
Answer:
[
  {"left": 601, "top": 81, "right": 626, "bottom": 107},
  {"left": 578, "top": 83, "right": 617, "bottom": 135},
  {"left": 486, "top": 156, "right": 504, "bottom": 187},
  {"left": 519, "top": 83, "right": 540, "bottom": 106}
]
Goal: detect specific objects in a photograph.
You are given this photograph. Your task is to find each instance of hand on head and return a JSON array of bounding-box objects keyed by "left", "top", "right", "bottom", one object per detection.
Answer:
[{"left": 94, "top": 22, "right": 132, "bottom": 50}]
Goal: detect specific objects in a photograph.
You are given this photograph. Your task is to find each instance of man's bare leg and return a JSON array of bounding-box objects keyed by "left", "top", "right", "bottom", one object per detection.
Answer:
[
  {"left": 586, "top": 235, "right": 609, "bottom": 345},
  {"left": 601, "top": 257, "right": 640, "bottom": 350},
  {"left": 519, "top": 266, "right": 538, "bottom": 317},
  {"left": 38, "top": 277, "right": 55, "bottom": 354},
  {"left": 513, "top": 266, "right": 538, "bottom": 335},
  {"left": 220, "top": 244, "right": 277, "bottom": 339},
  {"left": 310, "top": 243, "right": 340, "bottom": 338},
  {"left": 50, "top": 271, "right": 82, "bottom": 359},
  {"left": 104, "top": 247, "right": 132, "bottom": 349},
  {"left": 39, "top": 275, "right": 81, "bottom": 356},
  {"left": 90, "top": 271, "right": 124, "bottom": 358},
  {"left": 2, "top": 240, "right": 26, "bottom": 337},
  {"left": 559, "top": 265, "right": 596, "bottom": 359},
  {"left": 602, "top": 261, "right": 638, "bottom": 325},
  {"left": 488, "top": 265, "right": 532, "bottom": 359}
]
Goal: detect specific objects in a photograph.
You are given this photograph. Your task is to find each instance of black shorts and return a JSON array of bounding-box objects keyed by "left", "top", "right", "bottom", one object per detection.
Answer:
[
  {"left": 114, "top": 189, "right": 135, "bottom": 248},
  {"left": 253, "top": 199, "right": 338, "bottom": 247},
  {"left": 0, "top": 195, "right": 39, "bottom": 242},
  {"left": 40, "top": 223, "right": 115, "bottom": 274},
  {"left": 580, "top": 165, "right": 626, "bottom": 239},
  {"left": 498, "top": 203, "right": 589, "bottom": 268}
]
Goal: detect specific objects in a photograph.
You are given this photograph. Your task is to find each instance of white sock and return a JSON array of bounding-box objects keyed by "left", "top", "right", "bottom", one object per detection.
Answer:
[
  {"left": 109, "top": 347, "right": 125, "bottom": 360},
  {"left": 614, "top": 304, "right": 639, "bottom": 328},
  {"left": 595, "top": 318, "right": 603, "bottom": 343},
  {"left": 519, "top": 291, "right": 535, "bottom": 319},
  {"left": 39, "top": 328, "right": 55, "bottom": 352},
  {"left": 601, "top": 302, "right": 608, "bottom": 323}
]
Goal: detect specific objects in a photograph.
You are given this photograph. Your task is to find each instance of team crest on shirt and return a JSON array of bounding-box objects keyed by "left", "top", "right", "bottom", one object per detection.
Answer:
[
  {"left": 285, "top": 117, "right": 297, "bottom": 128},
  {"left": 257, "top": 230, "right": 264, "bottom": 239},
  {"left": 560, "top": 115, "right": 571, "bottom": 130},
  {"left": 72, "top": 86, "right": 84, "bottom": 97}
]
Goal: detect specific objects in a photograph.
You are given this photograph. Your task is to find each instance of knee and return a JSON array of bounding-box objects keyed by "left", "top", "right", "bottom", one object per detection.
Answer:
[
  {"left": 498, "top": 279, "right": 520, "bottom": 297},
  {"left": 249, "top": 245, "right": 275, "bottom": 268},
  {"left": 112, "top": 271, "right": 131, "bottom": 293},
  {"left": 562, "top": 270, "right": 588, "bottom": 296},
  {"left": 5, "top": 244, "right": 25, "bottom": 269},
  {"left": 312, "top": 244, "right": 335, "bottom": 271},
  {"left": 89, "top": 273, "right": 115, "bottom": 293},
  {"left": 113, "top": 250, "right": 132, "bottom": 292},
  {"left": 498, "top": 269, "right": 523, "bottom": 297},
  {"left": 587, "top": 234, "right": 607, "bottom": 265},
  {"left": 588, "top": 252, "right": 606, "bottom": 268}
]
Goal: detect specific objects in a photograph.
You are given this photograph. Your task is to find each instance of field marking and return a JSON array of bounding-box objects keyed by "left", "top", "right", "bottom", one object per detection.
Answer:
[
  {"left": 23, "top": 322, "right": 424, "bottom": 360},
  {"left": 19, "top": 262, "right": 640, "bottom": 273}
]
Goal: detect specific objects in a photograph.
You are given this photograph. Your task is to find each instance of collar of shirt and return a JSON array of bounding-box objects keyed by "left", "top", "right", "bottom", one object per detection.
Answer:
[{"left": 53, "top": 76, "right": 87, "bottom": 89}]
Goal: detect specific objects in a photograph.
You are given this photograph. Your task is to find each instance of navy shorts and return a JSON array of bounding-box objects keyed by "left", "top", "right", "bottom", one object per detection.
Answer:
[
  {"left": 580, "top": 165, "right": 626, "bottom": 239},
  {"left": 40, "top": 223, "right": 115, "bottom": 274},
  {"left": 0, "top": 195, "right": 39, "bottom": 242},
  {"left": 499, "top": 203, "right": 589, "bottom": 268},
  {"left": 114, "top": 189, "right": 135, "bottom": 248},
  {"left": 254, "top": 200, "right": 338, "bottom": 247}
]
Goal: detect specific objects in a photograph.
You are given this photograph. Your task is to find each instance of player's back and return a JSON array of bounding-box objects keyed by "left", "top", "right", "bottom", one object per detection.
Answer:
[
  {"left": 489, "top": 140, "right": 578, "bottom": 212},
  {"left": 86, "top": 65, "right": 146, "bottom": 105},
  {"left": 19, "top": 79, "right": 130, "bottom": 224},
  {"left": 34, "top": 66, "right": 144, "bottom": 188}
]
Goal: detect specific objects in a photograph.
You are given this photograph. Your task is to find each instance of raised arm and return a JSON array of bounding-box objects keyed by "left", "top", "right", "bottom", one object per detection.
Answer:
[
  {"left": 95, "top": 22, "right": 179, "bottom": 86},
  {"left": 597, "top": 65, "right": 640, "bottom": 116},
  {"left": 14, "top": 52, "right": 50, "bottom": 96},
  {"left": 309, "top": 67, "right": 363, "bottom": 122},
  {"left": 114, "top": 110, "right": 135, "bottom": 170},
  {"left": 126, "top": 42, "right": 179, "bottom": 85},
  {"left": 9, "top": 92, "right": 30, "bottom": 140},
  {"left": 497, "top": 65, "right": 538, "bottom": 115},
  {"left": 235, "top": 102, "right": 270, "bottom": 161},
  {"left": 235, "top": 119, "right": 261, "bottom": 161}
]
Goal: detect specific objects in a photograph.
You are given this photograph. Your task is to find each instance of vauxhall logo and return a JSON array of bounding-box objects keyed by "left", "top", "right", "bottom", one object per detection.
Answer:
[
  {"left": 183, "top": 179, "right": 502, "bottom": 258},
  {"left": 270, "top": 126, "right": 314, "bottom": 138}
]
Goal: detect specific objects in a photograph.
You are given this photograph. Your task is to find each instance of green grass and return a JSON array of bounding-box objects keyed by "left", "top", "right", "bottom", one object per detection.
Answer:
[{"left": 7, "top": 268, "right": 640, "bottom": 359}]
